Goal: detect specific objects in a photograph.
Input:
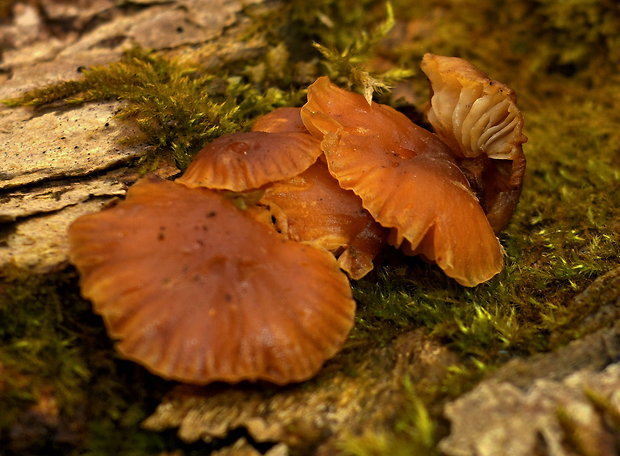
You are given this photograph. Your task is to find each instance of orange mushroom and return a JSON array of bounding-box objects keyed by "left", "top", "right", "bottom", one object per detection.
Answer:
[
  {"left": 251, "top": 107, "right": 308, "bottom": 133},
  {"left": 176, "top": 130, "right": 322, "bottom": 192},
  {"left": 260, "top": 161, "right": 387, "bottom": 280},
  {"left": 68, "top": 177, "right": 355, "bottom": 385},
  {"left": 248, "top": 107, "right": 386, "bottom": 278},
  {"left": 301, "top": 77, "right": 503, "bottom": 287},
  {"left": 421, "top": 53, "right": 527, "bottom": 232}
]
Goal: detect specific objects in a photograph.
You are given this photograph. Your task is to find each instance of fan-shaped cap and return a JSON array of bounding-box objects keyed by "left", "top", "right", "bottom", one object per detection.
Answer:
[
  {"left": 68, "top": 177, "right": 355, "bottom": 385},
  {"left": 251, "top": 107, "right": 308, "bottom": 133},
  {"left": 260, "top": 162, "right": 387, "bottom": 280},
  {"left": 421, "top": 53, "right": 527, "bottom": 231},
  {"left": 302, "top": 77, "right": 503, "bottom": 286},
  {"left": 176, "top": 130, "right": 322, "bottom": 191}
]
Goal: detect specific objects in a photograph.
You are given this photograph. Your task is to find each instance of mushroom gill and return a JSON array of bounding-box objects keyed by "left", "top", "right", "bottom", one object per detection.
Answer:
[
  {"left": 301, "top": 76, "right": 503, "bottom": 287},
  {"left": 421, "top": 53, "right": 527, "bottom": 232},
  {"left": 260, "top": 161, "right": 387, "bottom": 280},
  {"left": 68, "top": 177, "right": 355, "bottom": 385},
  {"left": 176, "top": 130, "right": 322, "bottom": 192}
]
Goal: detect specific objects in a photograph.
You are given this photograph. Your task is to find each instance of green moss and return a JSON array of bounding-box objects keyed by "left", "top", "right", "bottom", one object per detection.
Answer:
[
  {"left": 256, "top": 0, "right": 390, "bottom": 52},
  {"left": 350, "top": 256, "right": 552, "bottom": 363},
  {"left": 0, "top": 270, "right": 89, "bottom": 426},
  {"left": 336, "top": 368, "right": 495, "bottom": 456},
  {"left": 333, "top": 1, "right": 618, "bottom": 452},
  {"left": 383, "top": 0, "right": 620, "bottom": 90},
  {"left": 311, "top": 3, "right": 414, "bottom": 103},
  {"left": 0, "top": 269, "right": 177, "bottom": 454},
  {"left": 2, "top": 47, "right": 305, "bottom": 170},
  {"left": 1, "top": 2, "right": 408, "bottom": 171}
]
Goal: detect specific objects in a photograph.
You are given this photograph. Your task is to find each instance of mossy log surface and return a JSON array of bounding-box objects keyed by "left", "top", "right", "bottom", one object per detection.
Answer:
[{"left": 1, "top": 1, "right": 619, "bottom": 455}]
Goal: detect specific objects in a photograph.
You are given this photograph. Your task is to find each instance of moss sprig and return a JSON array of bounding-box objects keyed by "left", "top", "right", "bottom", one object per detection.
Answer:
[
  {"left": 0, "top": 268, "right": 182, "bottom": 454},
  {"left": 2, "top": 47, "right": 304, "bottom": 170},
  {"left": 312, "top": 3, "right": 414, "bottom": 103},
  {"left": 386, "top": 0, "right": 620, "bottom": 94}
]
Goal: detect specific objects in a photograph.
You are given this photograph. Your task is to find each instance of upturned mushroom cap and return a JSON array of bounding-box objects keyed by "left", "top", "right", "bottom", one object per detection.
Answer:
[
  {"left": 301, "top": 76, "right": 503, "bottom": 287},
  {"left": 421, "top": 53, "right": 527, "bottom": 232},
  {"left": 260, "top": 162, "right": 387, "bottom": 280},
  {"left": 68, "top": 177, "right": 355, "bottom": 385},
  {"left": 176, "top": 130, "right": 322, "bottom": 192},
  {"left": 251, "top": 107, "right": 308, "bottom": 133}
]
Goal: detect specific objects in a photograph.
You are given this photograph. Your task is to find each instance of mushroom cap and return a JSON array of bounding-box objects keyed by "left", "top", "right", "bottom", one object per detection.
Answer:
[
  {"left": 251, "top": 107, "right": 308, "bottom": 133},
  {"left": 261, "top": 161, "right": 387, "bottom": 280},
  {"left": 302, "top": 76, "right": 503, "bottom": 287},
  {"left": 176, "top": 131, "right": 322, "bottom": 192},
  {"left": 68, "top": 177, "right": 355, "bottom": 385},
  {"left": 421, "top": 53, "right": 527, "bottom": 231},
  {"left": 421, "top": 53, "right": 526, "bottom": 161}
]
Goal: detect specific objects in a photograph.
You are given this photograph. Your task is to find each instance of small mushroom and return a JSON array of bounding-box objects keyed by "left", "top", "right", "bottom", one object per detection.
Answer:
[
  {"left": 176, "top": 130, "right": 322, "bottom": 192},
  {"left": 260, "top": 161, "right": 387, "bottom": 280},
  {"left": 301, "top": 76, "right": 503, "bottom": 287},
  {"left": 421, "top": 53, "right": 527, "bottom": 232},
  {"left": 249, "top": 107, "right": 386, "bottom": 278},
  {"left": 251, "top": 107, "right": 308, "bottom": 133},
  {"left": 252, "top": 106, "right": 331, "bottom": 167},
  {"left": 68, "top": 177, "right": 355, "bottom": 385}
]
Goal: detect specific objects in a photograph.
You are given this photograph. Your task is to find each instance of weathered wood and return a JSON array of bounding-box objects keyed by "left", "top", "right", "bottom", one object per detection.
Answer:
[{"left": 0, "top": 0, "right": 267, "bottom": 273}]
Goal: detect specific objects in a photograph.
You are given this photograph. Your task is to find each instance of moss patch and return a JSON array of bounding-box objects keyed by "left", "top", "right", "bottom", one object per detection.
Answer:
[
  {"left": 2, "top": 47, "right": 305, "bottom": 171},
  {"left": 0, "top": 268, "right": 179, "bottom": 454}
]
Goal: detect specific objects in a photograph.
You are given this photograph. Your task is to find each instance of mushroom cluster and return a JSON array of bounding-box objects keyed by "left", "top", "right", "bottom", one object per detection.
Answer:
[{"left": 68, "top": 54, "right": 526, "bottom": 385}]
